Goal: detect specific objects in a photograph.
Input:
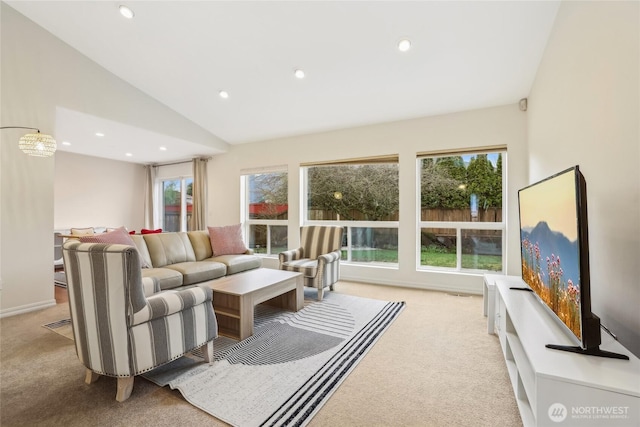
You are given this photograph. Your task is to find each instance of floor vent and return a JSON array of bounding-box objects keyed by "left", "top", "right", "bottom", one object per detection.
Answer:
[{"left": 446, "top": 292, "right": 474, "bottom": 298}]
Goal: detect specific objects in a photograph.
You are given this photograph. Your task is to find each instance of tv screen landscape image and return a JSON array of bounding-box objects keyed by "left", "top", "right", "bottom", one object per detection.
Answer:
[{"left": 518, "top": 167, "right": 583, "bottom": 342}]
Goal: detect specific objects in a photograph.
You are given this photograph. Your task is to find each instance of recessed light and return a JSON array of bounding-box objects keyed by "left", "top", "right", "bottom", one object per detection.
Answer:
[
  {"left": 125, "top": 153, "right": 133, "bottom": 157},
  {"left": 219, "top": 90, "right": 229, "bottom": 99},
  {"left": 95, "top": 132, "right": 105, "bottom": 137},
  {"left": 294, "top": 69, "right": 305, "bottom": 79},
  {"left": 62, "top": 141, "right": 71, "bottom": 146},
  {"left": 398, "top": 38, "right": 412, "bottom": 52},
  {"left": 159, "top": 146, "right": 167, "bottom": 151},
  {"left": 119, "top": 5, "right": 134, "bottom": 19}
]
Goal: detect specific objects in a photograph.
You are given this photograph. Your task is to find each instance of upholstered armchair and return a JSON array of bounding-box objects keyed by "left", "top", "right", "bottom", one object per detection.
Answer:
[
  {"left": 62, "top": 241, "right": 218, "bottom": 402},
  {"left": 278, "top": 226, "right": 344, "bottom": 301}
]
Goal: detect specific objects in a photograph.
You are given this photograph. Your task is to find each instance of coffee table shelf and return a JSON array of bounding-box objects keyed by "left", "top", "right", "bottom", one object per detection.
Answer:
[
  {"left": 214, "top": 308, "right": 240, "bottom": 319},
  {"left": 213, "top": 293, "right": 241, "bottom": 319},
  {"left": 204, "top": 268, "right": 303, "bottom": 341}
]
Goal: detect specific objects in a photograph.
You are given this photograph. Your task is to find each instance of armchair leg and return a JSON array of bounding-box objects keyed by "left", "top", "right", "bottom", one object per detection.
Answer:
[
  {"left": 116, "top": 376, "right": 135, "bottom": 402},
  {"left": 85, "top": 368, "right": 100, "bottom": 384},
  {"left": 317, "top": 287, "right": 324, "bottom": 301},
  {"left": 202, "top": 341, "right": 214, "bottom": 364}
]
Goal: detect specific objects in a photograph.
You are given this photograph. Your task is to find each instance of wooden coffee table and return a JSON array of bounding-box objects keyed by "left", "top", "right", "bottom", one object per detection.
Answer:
[{"left": 203, "top": 268, "right": 303, "bottom": 340}]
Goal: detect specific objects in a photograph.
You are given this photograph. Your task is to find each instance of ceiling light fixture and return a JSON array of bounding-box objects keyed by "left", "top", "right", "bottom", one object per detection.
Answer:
[
  {"left": 62, "top": 141, "right": 72, "bottom": 146},
  {"left": 0, "top": 126, "right": 57, "bottom": 157},
  {"left": 119, "top": 5, "right": 135, "bottom": 19},
  {"left": 219, "top": 90, "right": 229, "bottom": 99},
  {"left": 398, "top": 38, "right": 412, "bottom": 52},
  {"left": 294, "top": 69, "right": 305, "bottom": 79},
  {"left": 95, "top": 132, "right": 105, "bottom": 137},
  {"left": 125, "top": 153, "right": 133, "bottom": 157},
  {"left": 159, "top": 146, "right": 167, "bottom": 151}
]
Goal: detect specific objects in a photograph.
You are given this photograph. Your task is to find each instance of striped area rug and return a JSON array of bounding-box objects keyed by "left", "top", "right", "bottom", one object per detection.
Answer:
[{"left": 143, "top": 291, "right": 405, "bottom": 427}]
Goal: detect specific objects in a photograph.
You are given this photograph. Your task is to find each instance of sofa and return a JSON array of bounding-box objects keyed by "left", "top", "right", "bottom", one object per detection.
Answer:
[{"left": 129, "top": 230, "right": 262, "bottom": 291}]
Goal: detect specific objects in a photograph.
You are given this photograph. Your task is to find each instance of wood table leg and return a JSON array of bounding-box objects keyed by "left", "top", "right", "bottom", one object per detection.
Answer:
[{"left": 238, "top": 294, "right": 253, "bottom": 341}]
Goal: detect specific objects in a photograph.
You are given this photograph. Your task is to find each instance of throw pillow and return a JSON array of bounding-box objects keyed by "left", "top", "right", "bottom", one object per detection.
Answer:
[
  {"left": 208, "top": 224, "right": 248, "bottom": 256},
  {"left": 79, "top": 226, "right": 150, "bottom": 268},
  {"left": 141, "top": 228, "right": 162, "bottom": 234},
  {"left": 70, "top": 227, "right": 94, "bottom": 236}
]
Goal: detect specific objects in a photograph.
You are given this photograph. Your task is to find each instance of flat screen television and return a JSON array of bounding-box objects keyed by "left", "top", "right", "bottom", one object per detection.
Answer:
[{"left": 518, "top": 166, "right": 627, "bottom": 359}]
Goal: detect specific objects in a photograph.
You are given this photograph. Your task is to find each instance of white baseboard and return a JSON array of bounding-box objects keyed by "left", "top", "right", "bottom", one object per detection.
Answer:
[
  {"left": 339, "top": 274, "right": 483, "bottom": 295},
  {"left": 0, "top": 299, "right": 57, "bottom": 318}
]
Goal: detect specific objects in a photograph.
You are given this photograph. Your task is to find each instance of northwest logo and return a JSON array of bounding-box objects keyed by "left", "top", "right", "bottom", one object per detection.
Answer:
[{"left": 548, "top": 403, "right": 568, "bottom": 422}]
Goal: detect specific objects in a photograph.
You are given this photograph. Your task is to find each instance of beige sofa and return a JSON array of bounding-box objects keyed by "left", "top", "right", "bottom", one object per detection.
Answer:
[{"left": 130, "top": 230, "right": 261, "bottom": 290}]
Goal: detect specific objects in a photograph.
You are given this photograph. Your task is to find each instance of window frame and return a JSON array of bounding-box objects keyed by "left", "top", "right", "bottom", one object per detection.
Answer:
[
  {"left": 157, "top": 176, "right": 193, "bottom": 232},
  {"left": 301, "top": 158, "right": 400, "bottom": 267},
  {"left": 241, "top": 167, "right": 289, "bottom": 257},
  {"left": 416, "top": 150, "right": 506, "bottom": 273}
]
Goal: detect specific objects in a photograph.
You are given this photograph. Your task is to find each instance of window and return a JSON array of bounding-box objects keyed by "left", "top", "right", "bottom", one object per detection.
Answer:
[
  {"left": 242, "top": 169, "right": 288, "bottom": 255},
  {"left": 418, "top": 151, "right": 505, "bottom": 272},
  {"left": 303, "top": 157, "right": 399, "bottom": 265},
  {"left": 162, "top": 177, "right": 193, "bottom": 232}
]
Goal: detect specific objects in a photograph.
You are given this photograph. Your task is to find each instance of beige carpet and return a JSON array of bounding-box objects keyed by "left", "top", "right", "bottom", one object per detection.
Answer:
[{"left": 0, "top": 281, "right": 522, "bottom": 427}]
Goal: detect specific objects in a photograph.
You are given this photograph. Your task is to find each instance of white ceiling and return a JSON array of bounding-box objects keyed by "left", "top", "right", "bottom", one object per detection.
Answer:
[{"left": 7, "top": 1, "right": 560, "bottom": 164}]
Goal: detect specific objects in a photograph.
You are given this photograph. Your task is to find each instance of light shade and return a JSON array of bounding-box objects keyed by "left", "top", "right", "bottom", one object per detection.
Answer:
[{"left": 18, "top": 131, "right": 57, "bottom": 157}]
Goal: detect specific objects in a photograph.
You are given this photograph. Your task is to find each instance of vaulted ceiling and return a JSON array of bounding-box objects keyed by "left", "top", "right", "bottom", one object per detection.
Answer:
[{"left": 6, "top": 1, "right": 560, "bottom": 163}]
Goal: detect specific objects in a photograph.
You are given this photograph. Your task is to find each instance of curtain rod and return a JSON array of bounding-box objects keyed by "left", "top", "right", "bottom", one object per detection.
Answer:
[{"left": 151, "top": 157, "right": 211, "bottom": 167}]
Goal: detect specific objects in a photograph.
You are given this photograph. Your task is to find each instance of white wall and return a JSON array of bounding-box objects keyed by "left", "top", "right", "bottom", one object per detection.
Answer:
[
  {"left": 528, "top": 1, "right": 639, "bottom": 356},
  {"left": 2, "top": 5, "right": 57, "bottom": 315},
  {"left": 54, "top": 152, "right": 146, "bottom": 232},
  {"left": 0, "top": 4, "right": 225, "bottom": 316},
  {"left": 209, "top": 104, "right": 528, "bottom": 294}
]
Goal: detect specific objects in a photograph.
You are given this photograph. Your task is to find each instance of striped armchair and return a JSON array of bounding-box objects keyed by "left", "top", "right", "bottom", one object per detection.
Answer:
[
  {"left": 62, "top": 241, "right": 218, "bottom": 402},
  {"left": 278, "top": 226, "right": 344, "bottom": 301}
]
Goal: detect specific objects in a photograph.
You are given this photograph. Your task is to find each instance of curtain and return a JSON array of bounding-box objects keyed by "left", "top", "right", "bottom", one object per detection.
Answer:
[
  {"left": 143, "top": 165, "right": 157, "bottom": 229},
  {"left": 191, "top": 157, "right": 208, "bottom": 231}
]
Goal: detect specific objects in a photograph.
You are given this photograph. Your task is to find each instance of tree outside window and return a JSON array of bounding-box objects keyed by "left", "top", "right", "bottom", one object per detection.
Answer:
[
  {"left": 307, "top": 164, "right": 399, "bottom": 221},
  {"left": 305, "top": 161, "right": 399, "bottom": 264},
  {"left": 162, "top": 178, "right": 193, "bottom": 232},
  {"left": 419, "top": 152, "right": 504, "bottom": 272},
  {"left": 244, "top": 171, "right": 288, "bottom": 255}
]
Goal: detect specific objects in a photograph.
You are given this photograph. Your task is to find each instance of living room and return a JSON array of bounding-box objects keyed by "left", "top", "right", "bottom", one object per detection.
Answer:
[{"left": 1, "top": 1, "right": 638, "bottom": 425}]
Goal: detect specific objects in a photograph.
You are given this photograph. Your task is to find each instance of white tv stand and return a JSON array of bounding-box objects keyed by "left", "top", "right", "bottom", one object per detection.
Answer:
[{"left": 483, "top": 274, "right": 639, "bottom": 427}]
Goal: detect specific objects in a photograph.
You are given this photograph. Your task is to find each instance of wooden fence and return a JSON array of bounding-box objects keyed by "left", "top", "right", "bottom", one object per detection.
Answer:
[
  {"left": 308, "top": 208, "right": 501, "bottom": 224},
  {"left": 421, "top": 208, "right": 502, "bottom": 222},
  {"left": 308, "top": 209, "right": 398, "bottom": 221}
]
